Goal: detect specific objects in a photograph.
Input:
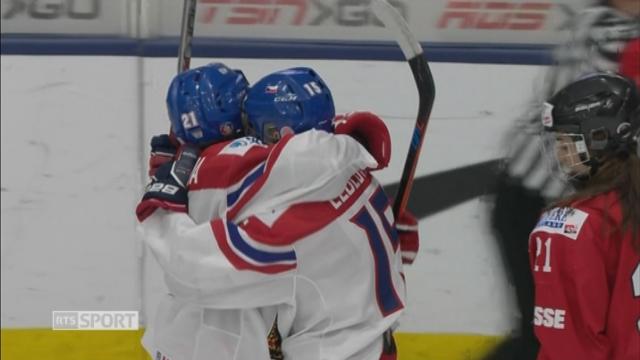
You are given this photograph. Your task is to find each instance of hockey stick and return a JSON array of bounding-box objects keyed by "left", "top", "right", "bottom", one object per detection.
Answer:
[
  {"left": 169, "top": 0, "right": 198, "bottom": 142},
  {"left": 372, "top": 0, "right": 436, "bottom": 218},
  {"left": 178, "top": 0, "right": 197, "bottom": 74},
  {"left": 138, "top": 0, "right": 197, "bottom": 328}
]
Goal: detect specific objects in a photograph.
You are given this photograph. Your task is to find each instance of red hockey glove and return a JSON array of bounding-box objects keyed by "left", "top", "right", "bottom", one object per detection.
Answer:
[
  {"left": 148, "top": 133, "right": 181, "bottom": 178},
  {"left": 396, "top": 210, "right": 419, "bottom": 265},
  {"left": 333, "top": 111, "right": 391, "bottom": 170},
  {"left": 136, "top": 144, "right": 200, "bottom": 222},
  {"left": 620, "top": 38, "right": 640, "bottom": 88}
]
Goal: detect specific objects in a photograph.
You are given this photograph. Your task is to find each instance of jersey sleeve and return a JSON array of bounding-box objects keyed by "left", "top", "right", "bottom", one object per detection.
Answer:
[
  {"left": 187, "top": 137, "right": 271, "bottom": 223},
  {"left": 530, "top": 213, "right": 612, "bottom": 360},
  {"left": 229, "top": 129, "right": 378, "bottom": 222},
  {"left": 138, "top": 209, "right": 296, "bottom": 308}
]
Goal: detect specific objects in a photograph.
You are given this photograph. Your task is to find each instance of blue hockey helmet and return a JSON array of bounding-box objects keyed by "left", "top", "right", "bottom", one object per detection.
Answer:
[
  {"left": 243, "top": 67, "right": 335, "bottom": 144},
  {"left": 167, "top": 63, "right": 249, "bottom": 145}
]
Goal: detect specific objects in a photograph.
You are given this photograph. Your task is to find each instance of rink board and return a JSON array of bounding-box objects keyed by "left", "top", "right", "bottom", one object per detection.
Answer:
[
  {"left": 2, "top": 47, "right": 547, "bottom": 360},
  {"left": 0, "top": 329, "right": 502, "bottom": 360},
  {"left": 2, "top": 55, "right": 540, "bottom": 356},
  {"left": 2, "top": 1, "right": 591, "bottom": 357}
]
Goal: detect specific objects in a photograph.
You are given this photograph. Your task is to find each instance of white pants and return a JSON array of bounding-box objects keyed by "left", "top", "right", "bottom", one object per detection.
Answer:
[{"left": 142, "top": 295, "right": 273, "bottom": 360}]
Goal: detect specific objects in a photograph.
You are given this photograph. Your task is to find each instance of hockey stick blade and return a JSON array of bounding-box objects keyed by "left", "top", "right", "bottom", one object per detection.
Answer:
[{"left": 372, "top": 0, "right": 436, "bottom": 217}]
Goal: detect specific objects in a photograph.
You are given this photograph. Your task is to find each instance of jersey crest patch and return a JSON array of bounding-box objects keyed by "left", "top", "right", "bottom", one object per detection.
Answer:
[
  {"left": 221, "top": 137, "right": 266, "bottom": 156},
  {"left": 534, "top": 207, "right": 589, "bottom": 240}
]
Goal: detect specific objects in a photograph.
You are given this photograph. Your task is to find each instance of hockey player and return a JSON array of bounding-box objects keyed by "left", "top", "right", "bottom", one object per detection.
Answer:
[
  {"left": 487, "top": 3, "right": 639, "bottom": 359},
  {"left": 139, "top": 62, "right": 274, "bottom": 360},
  {"left": 530, "top": 73, "right": 640, "bottom": 360},
  {"left": 137, "top": 65, "right": 416, "bottom": 359}
]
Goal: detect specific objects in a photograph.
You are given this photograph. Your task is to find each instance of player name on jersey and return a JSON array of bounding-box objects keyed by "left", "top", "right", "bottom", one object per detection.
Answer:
[
  {"left": 330, "top": 170, "right": 368, "bottom": 210},
  {"left": 533, "top": 306, "right": 566, "bottom": 330}
]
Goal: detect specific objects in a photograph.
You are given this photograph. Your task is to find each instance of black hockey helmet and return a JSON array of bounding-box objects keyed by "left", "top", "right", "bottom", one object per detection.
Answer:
[
  {"left": 542, "top": 72, "right": 640, "bottom": 159},
  {"left": 540, "top": 73, "right": 640, "bottom": 181}
]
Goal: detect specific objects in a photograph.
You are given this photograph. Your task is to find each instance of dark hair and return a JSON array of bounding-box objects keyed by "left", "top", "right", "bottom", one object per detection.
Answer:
[{"left": 553, "top": 152, "right": 640, "bottom": 250}]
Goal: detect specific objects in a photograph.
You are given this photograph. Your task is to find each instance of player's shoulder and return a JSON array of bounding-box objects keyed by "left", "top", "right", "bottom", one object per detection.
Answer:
[
  {"left": 533, "top": 206, "right": 591, "bottom": 241},
  {"left": 283, "top": 128, "right": 334, "bottom": 148},
  {"left": 264, "top": 130, "right": 377, "bottom": 186},
  {"left": 189, "top": 137, "right": 271, "bottom": 191},
  {"left": 532, "top": 192, "right": 618, "bottom": 241},
  {"left": 200, "top": 136, "right": 269, "bottom": 157},
  {"left": 279, "top": 129, "right": 374, "bottom": 164},
  {"left": 571, "top": 191, "right": 621, "bottom": 226},
  {"left": 286, "top": 128, "right": 357, "bottom": 146},
  {"left": 227, "top": 131, "right": 377, "bottom": 223}
]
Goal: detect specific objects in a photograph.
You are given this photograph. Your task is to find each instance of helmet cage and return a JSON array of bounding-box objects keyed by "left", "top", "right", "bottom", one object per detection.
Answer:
[{"left": 542, "top": 131, "right": 592, "bottom": 181}]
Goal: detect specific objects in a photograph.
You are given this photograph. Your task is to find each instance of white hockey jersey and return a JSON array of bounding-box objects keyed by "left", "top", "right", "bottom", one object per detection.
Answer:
[{"left": 138, "top": 130, "right": 406, "bottom": 360}]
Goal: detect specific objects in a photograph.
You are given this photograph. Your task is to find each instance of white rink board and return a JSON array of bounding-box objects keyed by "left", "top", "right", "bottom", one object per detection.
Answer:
[
  {"left": 1, "top": 55, "right": 546, "bottom": 334},
  {"left": 1, "top": 0, "right": 591, "bottom": 44},
  {"left": 0, "top": 56, "right": 142, "bottom": 327}
]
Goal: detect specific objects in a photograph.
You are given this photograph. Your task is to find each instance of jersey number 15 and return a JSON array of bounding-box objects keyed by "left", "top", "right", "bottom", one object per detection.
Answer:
[{"left": 351, "top": 188, "right": 404, "bottom": 317}]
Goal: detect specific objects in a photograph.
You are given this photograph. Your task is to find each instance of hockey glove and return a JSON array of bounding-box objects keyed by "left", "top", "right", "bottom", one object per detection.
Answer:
[
  {"left": 148, "top": 133, "right": 181, "bottom": 178},
  {"left": 397, "top": 210, "right": 419, "bottom": 265},
  {"left": 136, "top": 144, "right": 200, "bottom": 222},
  {"left": 333, "top": 111, "right": 391, "bottom": 170}
]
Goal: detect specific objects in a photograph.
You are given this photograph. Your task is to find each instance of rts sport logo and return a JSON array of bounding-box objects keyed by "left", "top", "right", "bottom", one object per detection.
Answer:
[{"left": 437, "top": 0, "right": 553, "bottom": 30}]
